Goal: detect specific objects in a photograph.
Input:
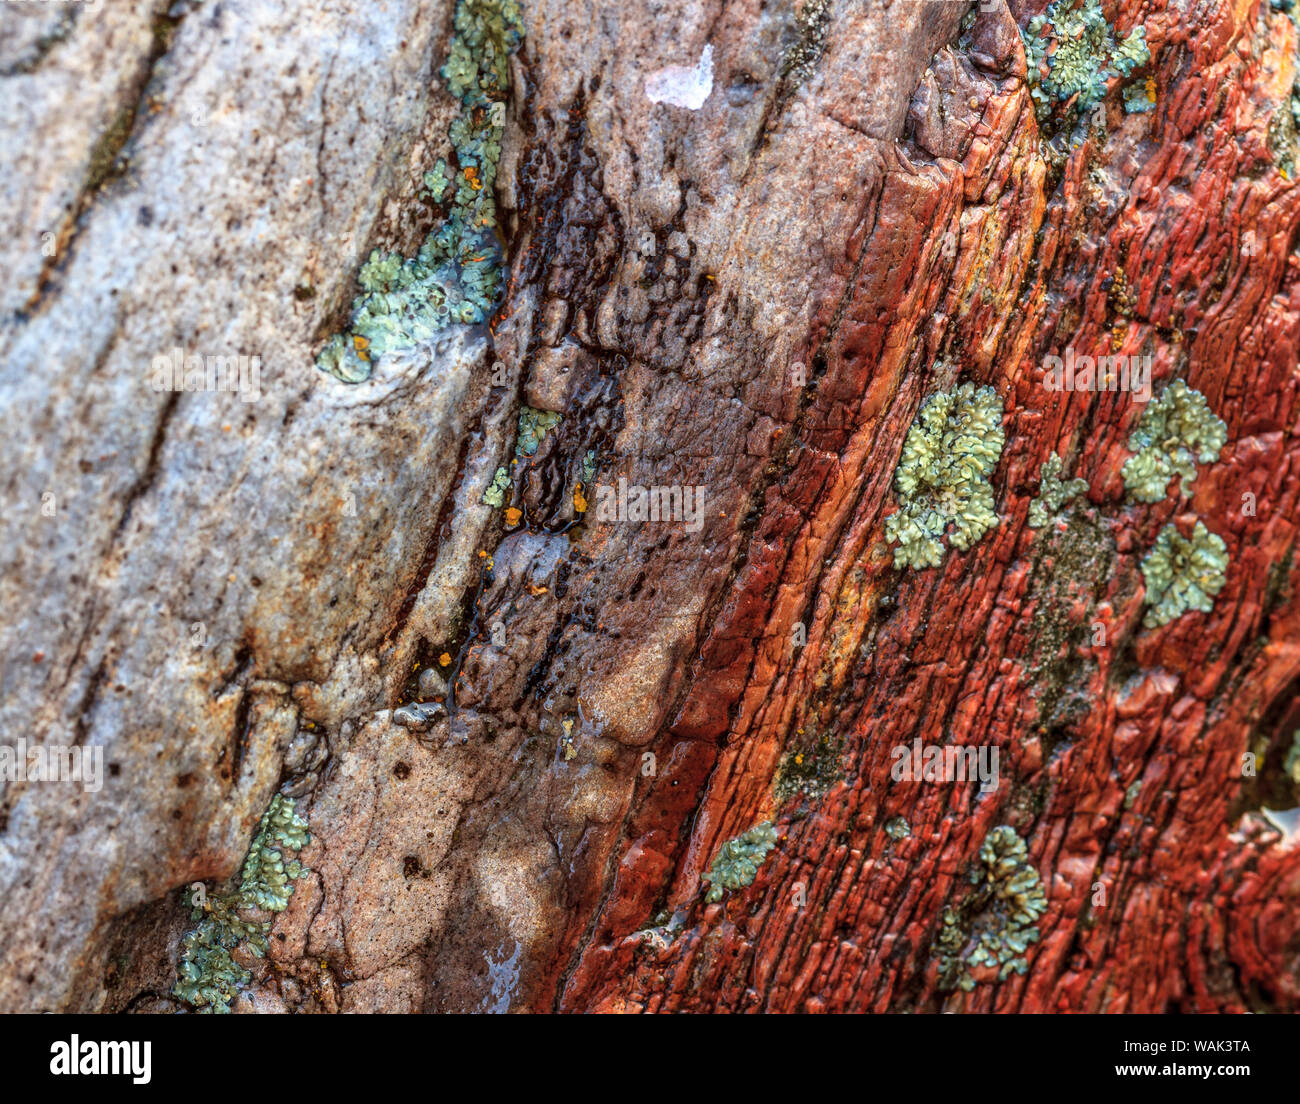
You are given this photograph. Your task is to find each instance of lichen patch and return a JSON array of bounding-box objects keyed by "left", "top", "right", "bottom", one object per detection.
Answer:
[{"left": 884, "top": 382, "right": 1005, "bottom": 570}]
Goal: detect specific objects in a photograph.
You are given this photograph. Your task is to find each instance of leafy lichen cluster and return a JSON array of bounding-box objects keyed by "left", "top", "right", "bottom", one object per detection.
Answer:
[
  {"left": 884, "top": 382, "right": 1005, "bottom": 570},
  {"left": 702, "top": 821, "right": 778, "bottom": 904},
  {"left": 516, "top": 406, "right": 561, "bottom": 456},
  {"left": 1027, "top": 452, "right": 1089, "bottom": 528},
  {"left": 482, "top": 464, "right": 511, "bottom": 507},
  {"left": 1121, "top": 380, "right": 1227, "bottom": 503},
  {"left": 936, "top": 826, "right": 1047, "bottom": 992},
  {"left": 317, "top": 0, "right": 523, "bottom": 382},
  {"left": 1139, "top": 520, "right": 1230, "bottom": 629},
  {"left": 173, "top": 794, "right": 311, "bottom": 1013},
  {"left": 1021, "top": 0, "right": 1151, "bottom": 139},
  {"left": 1116, "top": 380, "right": 1231, "bottom": 628}
]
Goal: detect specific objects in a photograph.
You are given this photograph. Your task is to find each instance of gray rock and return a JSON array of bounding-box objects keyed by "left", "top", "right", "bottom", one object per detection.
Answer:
[{"left": 0, "top": 0, "right": 963, "bottom": 1012}]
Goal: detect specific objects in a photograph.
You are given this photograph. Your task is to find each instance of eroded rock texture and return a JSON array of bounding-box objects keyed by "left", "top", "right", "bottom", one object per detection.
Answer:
[{"left": 2, "top": 0, "right": 1298, "bottom": 1014}]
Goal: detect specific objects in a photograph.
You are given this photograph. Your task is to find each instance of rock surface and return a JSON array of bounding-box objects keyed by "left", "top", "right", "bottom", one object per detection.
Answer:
[{"left": 1, "top": 0, "right": 1298, "bottom": 1014}]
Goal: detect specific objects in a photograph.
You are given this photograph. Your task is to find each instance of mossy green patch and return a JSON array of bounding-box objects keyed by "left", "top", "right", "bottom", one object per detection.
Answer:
[
  {"left": 1121, "top": 380, "right": 1227, "bottom": 503},
  {"left": 884, "top": 382, "right": 1005, "bottom": 570},
  {"left": 173, "top": 794, "right": 310, "bottom": 1014},
  {"left": 1024, "top": 508, "right": 1114, "bottom": 731},
  {"left": 775, "top": 730, "right": 843, "bottom": 804},
  {"left": 1277, "top": 0, "right": 1300, "bottom": 177},
  {"left": 318, "top": 0, "right": 523, "bottom": 381},
  {"left": 780, "top": 0, "right": 831, "bottom": 86},
  {"left": 1270, "top": 102, "right": 1298, "bottom": 180}
]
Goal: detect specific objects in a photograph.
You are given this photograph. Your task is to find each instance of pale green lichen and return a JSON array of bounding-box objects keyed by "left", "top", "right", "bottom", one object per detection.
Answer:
[
  {"left": 516, "top": 406, "right": 561, "bottom": 456},
  {"left": 1124, "top": 779, "right": 1142, "bottom": 809},
  {"left": 422, "top": 159, "right": 453, "bottom": 204},
  {"left": 1027, "top": 452, "right": 1089, "bottom": 528},
  {"left": 702, "top": 821, "right": 778, "bottom": 903},
  {"left": 482, "top": 464, "right": 511, "bottom": 507},
  {"left": 173, "top": 794, "right": 310, "bottom": 1014},
  {"left": 317, "top": 0, "right": 523, "bottom": 382},
  {"left": 884, "top": 382, "right": 1005, "bottom": 570},
  {"left": 936, "top": 825, "right": 1046, "bottom": 992},
  {"left": 1022, "top": 0, "right": 1151, "bottom": 141},
  {"left": 1140, "top": 519, "right": 1229, "bottom": 629},
  {"left": 1121, "top": 380, "right": 1227, "bottom": 503}
]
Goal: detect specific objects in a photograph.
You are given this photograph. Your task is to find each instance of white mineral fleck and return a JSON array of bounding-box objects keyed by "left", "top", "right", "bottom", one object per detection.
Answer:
[{"left": 645, "top": 44, "right": 714, "bottom": 109}]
